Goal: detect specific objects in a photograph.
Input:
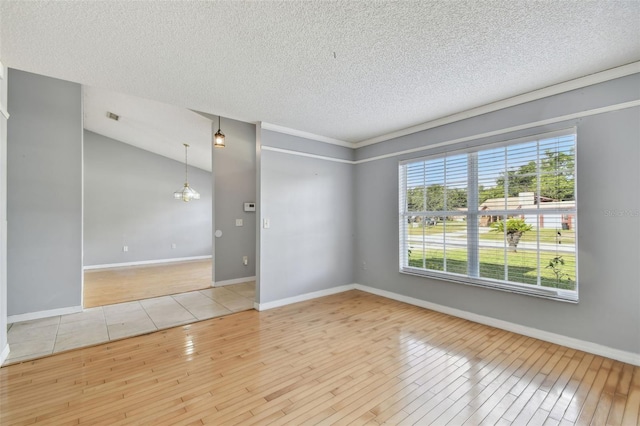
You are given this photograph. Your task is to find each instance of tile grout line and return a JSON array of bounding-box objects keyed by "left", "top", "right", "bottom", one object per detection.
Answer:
[
  {"left": 103, "top": 300, "right": 155, "bottom": 341},
  {"left": 198, "top": 288, "right": 240, "bottom": 312},
  {"left": 51, "top": 315, "right": 62, "bottom": 355},
  {"left": 170, "top": 293, "right": 197, "bottom": 319},
  {"left": 135, "top": 300, "right": 160, "bottom": 331},
  {"left": 198, "top": 288, "right": 216, "bottom": 302},
  {"left": 102, "top": 306, "right": 115, "bottom": 342},
  {"left": 173, "top": 290, "right": 237, "bottom": 319},
  {"left": 225, "top": 284, "right": 257, "bottom": 305},
  {"left": 204, "top": 285, "right": 253, "bottom": 312}
]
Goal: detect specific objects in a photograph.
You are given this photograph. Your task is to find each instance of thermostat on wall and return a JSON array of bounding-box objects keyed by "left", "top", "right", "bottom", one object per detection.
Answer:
[{"left": 244, "top": 202, "right": 256, "bottom": 212}]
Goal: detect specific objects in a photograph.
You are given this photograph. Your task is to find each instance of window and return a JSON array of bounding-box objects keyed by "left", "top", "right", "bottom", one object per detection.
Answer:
[{"left": 399, "top": 130, "right": 577, "bottom": 301}]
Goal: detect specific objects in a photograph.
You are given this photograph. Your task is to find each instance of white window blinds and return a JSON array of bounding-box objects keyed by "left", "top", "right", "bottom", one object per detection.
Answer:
[{"left": 399, "top": 130, "right": 577, "bottom": 301}]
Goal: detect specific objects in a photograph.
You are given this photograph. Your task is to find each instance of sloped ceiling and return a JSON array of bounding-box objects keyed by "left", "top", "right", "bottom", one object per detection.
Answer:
[
  {"left": 1, "top": 1, "right": 640, "bottom": 144},
  {"left": 83, "top": 86, "right": 214, "bottom": 171}
]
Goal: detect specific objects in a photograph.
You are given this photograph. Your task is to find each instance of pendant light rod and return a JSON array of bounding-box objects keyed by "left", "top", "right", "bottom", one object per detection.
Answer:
[{"left": 184, "top": 143, "right": 189, "bottom": 183}]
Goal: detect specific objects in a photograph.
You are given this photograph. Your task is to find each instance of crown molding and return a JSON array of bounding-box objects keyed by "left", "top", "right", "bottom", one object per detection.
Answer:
[
  {"left": 261, "top": 146, "right": 354, "bottom": 164},
  {"left": 355, "top": 100, "right": 640, "bottom": 164},
  {"left": 264, "top": 100, "right": 639, "bottom": 165},
  {"left": 355, "top": 61, "right": 640, "bottom": 148},
  {"left": 260, "top": 122, "right": 353, "bottom": 148}
]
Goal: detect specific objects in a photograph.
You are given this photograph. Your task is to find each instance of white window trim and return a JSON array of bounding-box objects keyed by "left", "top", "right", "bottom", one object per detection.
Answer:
[{"left": 399, "top": 129, "right": 578, "bottom": 302}]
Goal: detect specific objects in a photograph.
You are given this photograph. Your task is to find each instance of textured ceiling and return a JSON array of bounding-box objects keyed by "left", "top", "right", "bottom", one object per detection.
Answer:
[
  {"left": 83, "top": 86, "right": 214, "bottom": 171},
  {"left": 1, "top": 1, "right": 640, "bottom": 144}
]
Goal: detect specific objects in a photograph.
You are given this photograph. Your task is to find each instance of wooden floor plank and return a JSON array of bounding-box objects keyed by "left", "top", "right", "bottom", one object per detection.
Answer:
[
  {"left": 473, "top": 339, "right": 550, "bottom": 425},
  {"left": 83, "top": 259, "right": 213, "bottom": 307},
  {"left": 562, "top": 357, "right": 608, "bottom": 422},
  {"left": 606, "top": 393, "right": 627, "bottom": 426},
  {"left": 621, "top": 366, "right": 640, "bottom": 426},
  {"left": 547, "top": 352, "right": 596, "bottom": 421},
  {"left": 1, "top": 290, "right": 636, "bottom": 426}
]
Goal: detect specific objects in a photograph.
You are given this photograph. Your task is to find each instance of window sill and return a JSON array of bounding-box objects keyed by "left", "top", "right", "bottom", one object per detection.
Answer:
[{"left": 400, "top": 267, "right": 578, "bottom": 303}]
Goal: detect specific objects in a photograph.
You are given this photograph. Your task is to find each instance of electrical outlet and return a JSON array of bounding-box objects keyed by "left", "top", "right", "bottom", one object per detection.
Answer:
[
  {"left": 171, "top": 243, "right": 177, "bottom": 249},
  {"left": 123, "top": 245, "right": 128, "bottom": 252},
  {"left": 236, "top": 219, "right": 243, "bottom": 227},
  {"left": 243, "top": 256, "right": 248, "bottom": 266}
]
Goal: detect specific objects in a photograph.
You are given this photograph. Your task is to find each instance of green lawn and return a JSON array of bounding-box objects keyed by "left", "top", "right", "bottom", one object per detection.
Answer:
[
  {"left": 481, "top": 227, "right": 576, "bottom": 245},
  {"left": 407, "top": 221, "right": 575, "bottom": 245},
  {"left": 407, "top": 221, "right": 467, "bottom": 235},
  {"left": 408, "top": 248, "right": 576, "bottom": 290}
]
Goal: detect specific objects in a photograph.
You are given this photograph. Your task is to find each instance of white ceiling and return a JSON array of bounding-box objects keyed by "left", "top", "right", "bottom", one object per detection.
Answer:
[
  {"left": 1, "top": 1, "right": 639, "bottom": 144},
  {"left": 84, "top": 86, "right": 214, "bottom": 171}
]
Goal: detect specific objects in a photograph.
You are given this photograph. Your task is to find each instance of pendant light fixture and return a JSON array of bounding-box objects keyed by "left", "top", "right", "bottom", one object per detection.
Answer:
[
  {"left": 174, "top": 143, "right": 200, "bottom": 202},
  {"left": 213, "top": 115, "right": 225, "bottom": 148}
]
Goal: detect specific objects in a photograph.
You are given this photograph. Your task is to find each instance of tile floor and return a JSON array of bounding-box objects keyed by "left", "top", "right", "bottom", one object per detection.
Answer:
[{"left": 3, "top": 282, "right": 255, "bottom": 365}]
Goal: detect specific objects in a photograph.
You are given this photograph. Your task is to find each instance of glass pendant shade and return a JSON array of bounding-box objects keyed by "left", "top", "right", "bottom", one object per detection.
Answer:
[
  {"left": 214, "top": 129, "right": 225, "bottom": 148},
  {"left": 174, "top": 183, "right": 200, "bottom": 202},
  {"left": 174, "top": 143, "right": 200, "bottom": 202},
  {"left": 213, "top": 115, "right": 225, "bottom": 148}
]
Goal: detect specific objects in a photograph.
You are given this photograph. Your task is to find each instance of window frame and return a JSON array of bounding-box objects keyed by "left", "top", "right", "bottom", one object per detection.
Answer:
[{"left": 399, "top": 129, "right": 578, "bottom": 302}]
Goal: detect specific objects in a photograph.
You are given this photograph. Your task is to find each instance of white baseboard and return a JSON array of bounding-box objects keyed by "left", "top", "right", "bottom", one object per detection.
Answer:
[
  {"left": 214, "top": 276, "right": 257, "bottom": 287},
  {"left": 0, "top": 343, "right": 9, "bottom": 365},
  {"left": 84, "top": 255, "right": 212, "bottom": 270},
  {"left": 254, "top": 284, "right": 356, "bottom": 311},
  {"left": 353, "top": 284, "right": 640, "bottom": 367},
  {"left": 249, "top": 282, "right": 639, "bottom": 366},
  {"left": 8, "top": 305, "right": 83, "bottom": 324}
]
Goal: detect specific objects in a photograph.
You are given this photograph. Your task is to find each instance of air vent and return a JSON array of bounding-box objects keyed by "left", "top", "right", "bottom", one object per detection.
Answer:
[{"left": 107, "top": 112, "right": 120, "bottom": 121}]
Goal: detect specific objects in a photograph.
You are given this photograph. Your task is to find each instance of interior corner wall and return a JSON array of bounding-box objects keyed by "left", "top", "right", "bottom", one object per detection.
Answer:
[
  {"left": 83, "top": 131, "right": 212, "bottom": 266},
  {"left": 259, "top": 130, "right": 354, "bottom": 304},
  {"left": 0, "top": 62, "right": 9, "bottom": 360},
  {"left": 7, "top": 69, "right": 82, "bottom": 317},
  {"left": 254, "top": 124, "right": 262, "bottom": 301},
  {"left": 354, "top": 73, "right": 640, "bottom": 355}
]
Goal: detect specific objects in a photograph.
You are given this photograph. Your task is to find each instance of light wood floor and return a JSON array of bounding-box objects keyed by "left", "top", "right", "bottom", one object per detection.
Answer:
[
  {"left": 1, "top": 291, "right": 638, "bottom": 425},
  {"left": 84, "top": 260, "right": 213, "bottom": 308}
]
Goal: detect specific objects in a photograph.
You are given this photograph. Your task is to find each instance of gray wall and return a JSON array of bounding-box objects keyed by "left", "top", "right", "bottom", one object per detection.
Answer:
[
  {"left": 83, "top": 130, "right": 212, "bottom": 266},
  {"left": 7, "top": 69, "right": 82, "bottom": 316},
  {"left": 259, "top": 130, "right": 354, "bottom": 303},
  {"left": 354, "top": 74, "right": 640, "bottom": 354},
  {"left": 197, "top": 113, "right": 257, "bottom": 283}
]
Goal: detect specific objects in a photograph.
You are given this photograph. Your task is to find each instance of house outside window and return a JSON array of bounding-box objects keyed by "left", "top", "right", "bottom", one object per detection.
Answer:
[{"left": 399, "top": 130, "right": 577, "bottom": 302}]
